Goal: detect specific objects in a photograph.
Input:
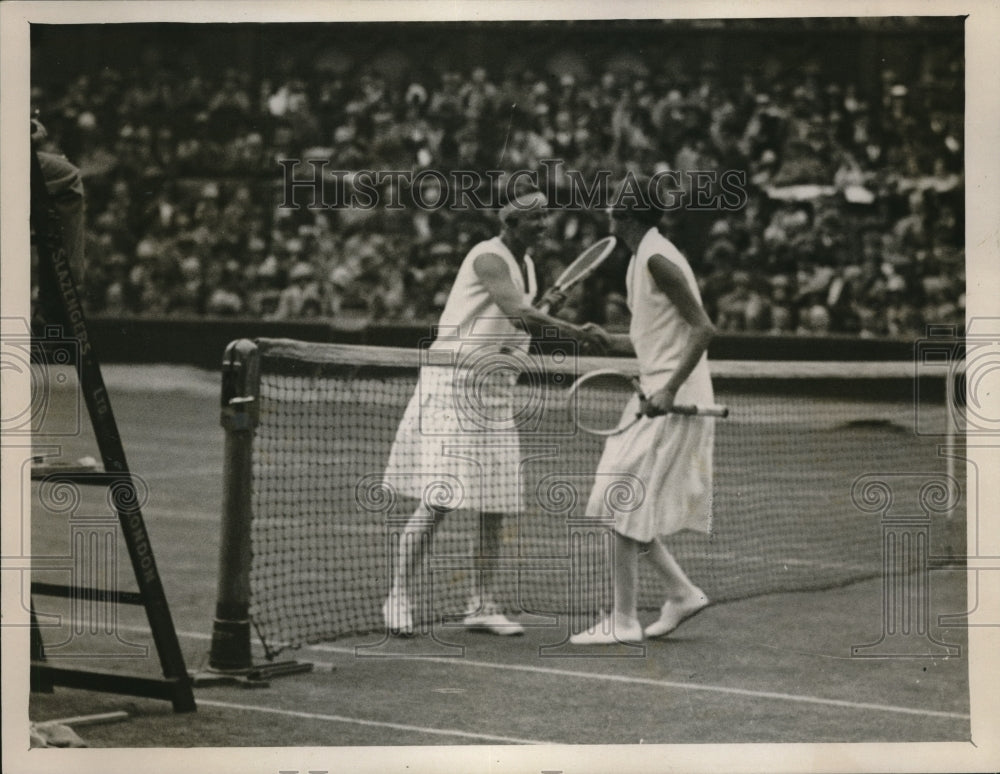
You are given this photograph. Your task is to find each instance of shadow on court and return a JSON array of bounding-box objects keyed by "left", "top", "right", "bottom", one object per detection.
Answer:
[{"left": 26, "top": 366, "right": 970, "bottom": 746}]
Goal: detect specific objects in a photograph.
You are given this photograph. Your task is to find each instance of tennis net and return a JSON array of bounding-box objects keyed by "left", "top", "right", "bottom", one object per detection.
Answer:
[{"left": 216, "top": 338, "right": 964, "bottom": 656}]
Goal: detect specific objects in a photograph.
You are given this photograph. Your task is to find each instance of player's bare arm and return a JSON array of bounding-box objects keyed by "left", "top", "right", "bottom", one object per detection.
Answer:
[
  {"left": 473, "top": 252, "right": 611, "bottom": 354},
  {"left": 645, "top": 253, "right": 716, "bottom": 414}
]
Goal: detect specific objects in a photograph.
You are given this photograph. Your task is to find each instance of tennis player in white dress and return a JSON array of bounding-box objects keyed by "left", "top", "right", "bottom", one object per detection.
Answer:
[
  {"left": 383, "top": 188, "right": 610, "bottom": 636},
  {"left": 572, "top": 180, "right": 715, "bottom": 645}
]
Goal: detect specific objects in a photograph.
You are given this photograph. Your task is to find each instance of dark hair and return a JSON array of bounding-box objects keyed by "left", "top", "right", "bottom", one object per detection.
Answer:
[
  {"left": 610, "top": 174, "right": 663, "bottom": 229},
  {"left": 499, "top": 183, "right": 547, "bottom": 226},
  {"left": 504, "top": 182, "right": 544, "bottom": 205}
]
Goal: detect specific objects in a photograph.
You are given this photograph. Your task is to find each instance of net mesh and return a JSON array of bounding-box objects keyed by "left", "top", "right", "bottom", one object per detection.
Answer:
[{"left": 242, "top": 339, "right": 964, "bottom": 654}]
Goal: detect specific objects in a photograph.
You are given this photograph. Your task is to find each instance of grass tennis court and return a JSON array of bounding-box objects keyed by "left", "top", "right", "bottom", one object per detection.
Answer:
[{"left": 27, "top": 362, "right": 970, "bottom": 746}]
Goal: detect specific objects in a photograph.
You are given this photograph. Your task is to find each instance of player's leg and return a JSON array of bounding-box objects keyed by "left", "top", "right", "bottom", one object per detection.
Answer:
[
  {"left": 642, "top": 538, "right": 709, "bottom": 638},
  {"left": 614, "top": 532, "right": 641, "bottom": 627},
  {"left": 476, "top": 511, "right": 503, "bottom": 602},
  {"left": 463, "top": 513, "right": 524, "bottom": 635},
  {"left": 569, "top": 532, "right": 643, "bottom": 644},
  {"left": 383, "top": 502, "right": 445, "bottom": 635},
  {"left": 642, "top": 537, "right": 704, "bottom": 599}
]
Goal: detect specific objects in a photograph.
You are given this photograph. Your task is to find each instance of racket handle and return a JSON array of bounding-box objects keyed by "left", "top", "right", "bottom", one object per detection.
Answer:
[
  {"left": 672, "top": 404, "right": 730, "bottom": 418},
  {"left": 642, "top": 404, "right": 730, "bottom": 418},
  {"left": 535, "top": 288, "right": 566, "bottom": 315}
]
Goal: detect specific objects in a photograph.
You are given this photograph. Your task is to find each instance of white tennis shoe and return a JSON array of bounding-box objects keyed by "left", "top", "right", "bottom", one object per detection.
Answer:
[
  {"left": 382, "top": 587, "right": 413, "bottom": 636},
  {"left": 644, "top": 589, "right": 710, "bottom": 639},
  {"left": 462, "top": 597, "right": 524, "bottom": 636},
  {"left": 569, "top": 614, "right": 643, "bottom": 645}
]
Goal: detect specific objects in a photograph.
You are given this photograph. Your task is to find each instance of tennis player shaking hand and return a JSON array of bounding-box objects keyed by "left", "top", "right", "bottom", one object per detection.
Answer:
[
  {"left": 382, "top": 185, "right": 610, "bottom": 636},
  {"left": 571, "top": 175, "right": 716, "bottom": 645}
]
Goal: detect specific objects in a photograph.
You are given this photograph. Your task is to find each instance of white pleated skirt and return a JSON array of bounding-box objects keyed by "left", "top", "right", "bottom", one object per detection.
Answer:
[
  {"left": 382, "top": 365, "right": 521, "bottom": 514},
  {"left": 585, "top": 392, "right": 714, "bottom": 542}
]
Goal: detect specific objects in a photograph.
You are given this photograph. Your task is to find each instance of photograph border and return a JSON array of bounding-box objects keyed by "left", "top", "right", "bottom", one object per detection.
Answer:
[{"left": 3, "top": 2, "right": 998, "bottom": 773}]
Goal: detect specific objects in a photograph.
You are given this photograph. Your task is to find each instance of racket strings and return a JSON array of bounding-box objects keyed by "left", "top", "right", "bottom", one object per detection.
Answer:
[{"left": 569, "top": 370, "right": 643, "bottom": 436}]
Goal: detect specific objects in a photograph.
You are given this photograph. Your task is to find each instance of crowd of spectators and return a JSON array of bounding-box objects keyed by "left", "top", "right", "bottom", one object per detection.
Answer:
[{"left": 33, "top": 30, "right": 964, "bottom": 337}]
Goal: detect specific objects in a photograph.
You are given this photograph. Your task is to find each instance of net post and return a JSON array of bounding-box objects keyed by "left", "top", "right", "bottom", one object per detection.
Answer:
[
  {"left": 198, "top": 340, "right": 313, "bottom": 684},
  {"left": 940, "top": 354, "right": 964, "bottom": 562},
  {"left": 208, "top": 339, "right": 259, "bottom": 672},
  {"left": 945, "top": 366, "right": 954, "bottom": 488}
]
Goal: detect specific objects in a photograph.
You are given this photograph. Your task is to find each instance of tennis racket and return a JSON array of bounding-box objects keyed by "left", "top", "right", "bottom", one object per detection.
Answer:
[
  {"left": 567, "top": 369, "right": 730, "bottom": 437},
  {"left": 536, "top": 236, "right": 617, "bottom": 313}
]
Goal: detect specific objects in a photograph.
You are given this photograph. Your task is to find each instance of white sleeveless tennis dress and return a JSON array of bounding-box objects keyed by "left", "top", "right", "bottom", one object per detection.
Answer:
[
  {"left": 383, "top": 237, "right": 536, "bottom": 513},
  {"left": 585, "top": 227, "right": 714, "bottom": 541}
]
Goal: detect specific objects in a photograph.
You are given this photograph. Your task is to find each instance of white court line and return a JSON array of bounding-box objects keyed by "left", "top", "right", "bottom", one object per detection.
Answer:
[
  {"left": 194, "top": 698, "right": 551, "bottom": 745},
  {"left": 99, "top": 623, "right": 969, "bottom": 723},
  {"left": 305, "top": 644, "right": 971, "bottom": 722}
]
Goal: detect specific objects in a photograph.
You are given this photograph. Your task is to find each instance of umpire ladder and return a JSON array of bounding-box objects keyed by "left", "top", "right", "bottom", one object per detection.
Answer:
[{"left": 28, "top": 148, "right": 196, "bottom": 712}]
